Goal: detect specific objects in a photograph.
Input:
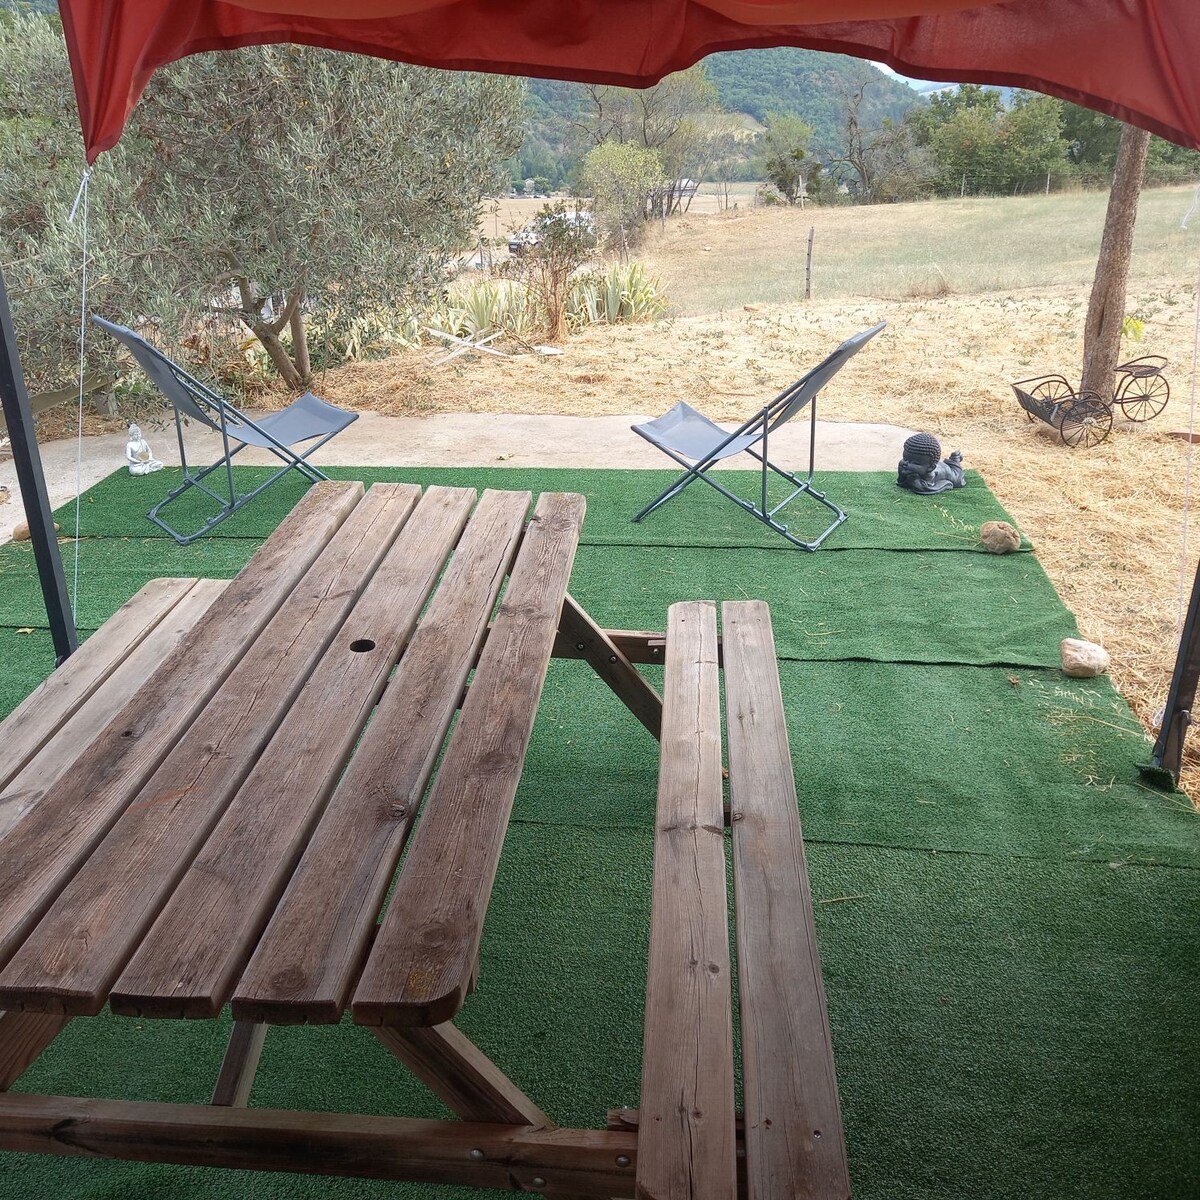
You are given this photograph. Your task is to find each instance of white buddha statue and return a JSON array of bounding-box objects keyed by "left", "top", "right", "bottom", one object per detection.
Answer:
[{"left": 125, "top": 423, "right": 163, "bottom": 476}]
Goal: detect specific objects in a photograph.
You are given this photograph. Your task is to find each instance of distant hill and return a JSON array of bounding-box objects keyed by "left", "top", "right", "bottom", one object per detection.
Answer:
[
  {"left": 519, "top": 47, "right": 922, "bottom": 186},
  {"left": 704, "top": 48, "right": 919, "bottom": 149}
]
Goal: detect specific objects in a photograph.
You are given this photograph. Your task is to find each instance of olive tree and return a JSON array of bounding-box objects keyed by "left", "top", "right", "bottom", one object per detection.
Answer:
[
  {"left": 578, "top": 141, "right": 665, "bottom": 255},
  {"left": 0, "top": 14, "right": 525, "bottom": 392}
]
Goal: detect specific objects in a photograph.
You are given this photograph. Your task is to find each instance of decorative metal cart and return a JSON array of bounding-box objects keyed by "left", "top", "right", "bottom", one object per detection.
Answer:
[{"left": 1011, "top": 355, "right": 1169, "bottom": 449}]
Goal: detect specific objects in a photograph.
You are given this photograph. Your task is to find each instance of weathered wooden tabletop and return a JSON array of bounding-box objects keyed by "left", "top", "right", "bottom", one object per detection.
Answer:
[{"left": 0, "top": 480, "right": 646, "bottom": 1029}]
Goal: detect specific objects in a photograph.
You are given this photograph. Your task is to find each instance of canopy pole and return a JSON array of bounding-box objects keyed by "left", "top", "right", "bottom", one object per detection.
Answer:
[
  {"left": 0, "top": 262, "right": 78, "bottom": 664},
  {"left": 1145, "top": 561, "right": 1200, "bottom": 788}
]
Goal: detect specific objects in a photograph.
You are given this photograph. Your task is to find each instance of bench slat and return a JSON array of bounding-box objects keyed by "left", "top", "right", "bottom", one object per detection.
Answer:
[
  {"left": 0, "top": 484, "right": 413, "bottom": 1015},
  {"left": 0, "top": 480, "right": 364, "bottom": 985},
  {"left": 111, "top": 486, "right": 478, "bottom": 1019},
  {"left": 232, "top": 489, "right": 530, "bottom": 1026},
  {"left": 0, "top": 579, "right": 227, "bottom": 841},
  {"left": 637, "top": 600, "right": 736, "bottom": 1200},
  {"left": 351, "top": 491, "right": 585, "bottom": 1028},
  {"left": 723, "top": 600, "right": 850, "bottom": 1200}
]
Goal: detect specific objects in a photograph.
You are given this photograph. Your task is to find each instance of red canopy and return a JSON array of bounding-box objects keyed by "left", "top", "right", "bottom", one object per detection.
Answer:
[{"left": 57, "top": 0, "right": 1200, "bottom": 162}]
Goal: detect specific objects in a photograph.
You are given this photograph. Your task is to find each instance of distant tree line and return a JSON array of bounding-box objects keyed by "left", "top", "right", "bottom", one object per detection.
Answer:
[{"left": 760, "top": 83, "right": 1200, "bottom": 206}]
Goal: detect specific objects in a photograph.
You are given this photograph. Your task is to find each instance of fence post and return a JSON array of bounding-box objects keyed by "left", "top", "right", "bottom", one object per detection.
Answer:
[{"left": 804, "top": 226, "right": 814, "bottom": 301}]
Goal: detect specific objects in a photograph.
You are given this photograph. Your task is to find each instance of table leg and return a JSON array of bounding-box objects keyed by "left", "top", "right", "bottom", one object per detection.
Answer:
[
  {"left": 556, "top": 595, "right": 663, "bottom": 738},
  {"left": 0, "top": 1010, "right": 68, "bottom": 1090},
  {"left": 373, "top": 1023, "right": 616, "bottom": 1199},
  {"left": 211, "top": 1021, "right": 268, "bottom": 1107},
  {"left": 372, "top": 1022, "right": 549, "bottom": 1127}
]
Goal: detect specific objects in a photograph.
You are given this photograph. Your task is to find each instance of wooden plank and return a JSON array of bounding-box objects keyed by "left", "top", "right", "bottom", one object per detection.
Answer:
[
  {"left": 0, "top": 484, "right": 417, "bottom": 1015},
  {"left": 636, "top": 601, "right": 736, "bottom": 1200},
  {"left": 0, "top": 1011, "right": 68, "bottom": 1090},
  {"left": 111, "top": 486, "right": 477, "bottom": 1020},
  {"left": 0, "top": 1093, "right": 638, "bottom": 1192},
  {"left": 0, "top": 579, "right": 228, "bottom": 842},
  {"left": 352, "top": 492, "right": 586, "bottom": 1028},
  {"left": 557, "top": 593, "right": 663, "bottom": 739},
  {"left": 553, "top": 627, "right": 666, "bottom": 665},
  {"left": 0, "top": 577, "right": 197, "bottom": 794},
  {"left": 210, "top": 1022, "right": 268, "bottom": 1108},
  {"left": 231, "top": 489, "right": 530, "bottom": 1026},
  {"left": 723, "top": 600, "right": 850, "bottom": 1200},
  {"left": 372, "top": 1022, "right": 551, "bottom": 1127},
  {"left": 0, "top": 480, "right": 364, "bottom": 983}
]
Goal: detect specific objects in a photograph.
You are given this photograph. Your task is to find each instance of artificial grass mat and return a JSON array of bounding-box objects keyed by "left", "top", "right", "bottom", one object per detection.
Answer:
[
  {"left": 51, "top": 464, "right": 1030, "bottom": 552},
  {"left": 1, "top": 466, "right": 1198, "bottom": 1199}
]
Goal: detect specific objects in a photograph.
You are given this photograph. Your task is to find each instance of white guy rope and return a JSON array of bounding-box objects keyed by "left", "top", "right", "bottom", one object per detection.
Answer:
[{"left": 68, "top": 166, "right": 93, "bottom": 620}]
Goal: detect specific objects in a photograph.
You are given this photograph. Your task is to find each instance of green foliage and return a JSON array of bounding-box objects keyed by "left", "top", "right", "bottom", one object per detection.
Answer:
[
  {"left": 578, "top": 141, "right": 665, "bottom": 251},
  {"left": 519, "top": 51, "right": 918, "bottom": 190},
  {"left": 703, "top": 48, "right": 917, "bottom": 148},
  {"left": 921, "top": 88, "right": 1068, "bottom": 194},
  {"left": 430, "top": 278, "right": 538, "bottom": 340},
  {"left": 423, "top": 261, "right": 665, "bottom": 341},
  {"left": 502, "top": 201, "right": 597, "bottom": 341},
  {"left": 760, "top": 112, "right": 815, "bottom": 204},
  {"left": 567, "top": 262, "right": 667, "bottom": 326},
  {"left": 0, "top": 13, "right": 525, "bottom": 391}
]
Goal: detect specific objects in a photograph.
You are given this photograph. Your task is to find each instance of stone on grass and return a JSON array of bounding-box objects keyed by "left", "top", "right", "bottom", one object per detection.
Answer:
[
  {"left": 980, "top": 520, "right": 1021, "bottom": 554},
  {"left": 11, "top": 520, "right": 60, "bottom": 542},
  {"left": 1061, "top": 637, "right": 1110, "bottom": 678}
]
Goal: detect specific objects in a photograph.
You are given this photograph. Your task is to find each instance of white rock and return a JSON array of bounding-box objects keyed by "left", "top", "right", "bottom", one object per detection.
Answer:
[{"left": 1061, "top": 638, "right": 1110, "bottom": 678}]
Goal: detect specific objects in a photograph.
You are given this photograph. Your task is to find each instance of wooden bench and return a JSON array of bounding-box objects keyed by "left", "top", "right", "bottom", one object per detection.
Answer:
[{"left": 638, "top": 599, "right": 850, "bottom": 1200}]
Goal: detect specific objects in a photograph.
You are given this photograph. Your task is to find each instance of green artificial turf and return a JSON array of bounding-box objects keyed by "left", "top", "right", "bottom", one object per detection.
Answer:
[
  {"left": 1, "top": 467, "right": 1198, "bottom": 1200},
  {"left": 52, "top": 464, "right": 1029, "bottom": 552}
]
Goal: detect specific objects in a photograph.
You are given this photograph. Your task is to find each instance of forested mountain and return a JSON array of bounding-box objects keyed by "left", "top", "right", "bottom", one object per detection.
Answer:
[
  {"left": 519, "top": 48, "right": 921, "bottom": 186},
  {"left": 704, "top": 48, "right": 917, "bottom": 144}
]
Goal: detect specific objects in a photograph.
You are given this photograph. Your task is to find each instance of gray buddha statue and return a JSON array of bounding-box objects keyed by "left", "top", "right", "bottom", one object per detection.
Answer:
[{"left": 896, "top": 432, "right": 965, "bottom": 495}]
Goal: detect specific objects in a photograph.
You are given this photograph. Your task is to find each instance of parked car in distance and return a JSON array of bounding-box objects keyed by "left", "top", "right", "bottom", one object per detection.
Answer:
[{"left": 507, "top": 209, "right": 595, "bottom": 256}]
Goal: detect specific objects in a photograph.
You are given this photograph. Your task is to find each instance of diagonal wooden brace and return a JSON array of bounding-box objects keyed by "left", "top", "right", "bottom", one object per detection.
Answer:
[{"left": 554, "top": 594, "right": 663, "bottom": 739}]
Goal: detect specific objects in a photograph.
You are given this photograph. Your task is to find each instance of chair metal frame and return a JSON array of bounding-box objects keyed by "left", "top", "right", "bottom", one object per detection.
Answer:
[
  {"left": 93, "top": 316, "right": 355, "bottom": 544},
  {"left": 631, "top": 322, "right": 886, "bottom": 550}
]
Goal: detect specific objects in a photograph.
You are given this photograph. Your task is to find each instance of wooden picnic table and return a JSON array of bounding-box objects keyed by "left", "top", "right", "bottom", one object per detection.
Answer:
[{"left": 0, "top": 480, "right": 849, "bottom": 1199}]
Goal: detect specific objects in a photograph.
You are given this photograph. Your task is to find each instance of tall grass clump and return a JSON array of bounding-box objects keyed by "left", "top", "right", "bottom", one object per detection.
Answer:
[
  {"left": 423, "top": 264, "right": 667, "bottom": 343},
  {"left": 427, "top": 278, "right": 540, "bottom": 340},
  {"left": 567, "top": 262, "right": 667, "bottom": 327}
]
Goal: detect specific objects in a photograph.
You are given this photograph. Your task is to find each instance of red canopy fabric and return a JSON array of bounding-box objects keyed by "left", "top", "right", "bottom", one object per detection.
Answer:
[{"left": 58, "top": 0, "right": 1200, "bottom": 163}]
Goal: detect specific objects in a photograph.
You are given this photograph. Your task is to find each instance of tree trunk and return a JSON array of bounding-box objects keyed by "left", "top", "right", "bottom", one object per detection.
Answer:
[
  {"left": 1080, "top": 124, "right": 1151, "bottom": 397},
  {"left": 289, "top": 302, "right": 311, "bottom": 387},
  {"left": 250, "top": 321, "right": 305, "bottom": 391}
]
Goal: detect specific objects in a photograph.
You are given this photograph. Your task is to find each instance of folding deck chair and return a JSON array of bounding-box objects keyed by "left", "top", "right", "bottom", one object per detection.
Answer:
[
  {"left": 93, "top": 316, "right": 358, "bottom": 544},
  {"left": 632, "top": 322, "right": 885, "bottom": 550}
]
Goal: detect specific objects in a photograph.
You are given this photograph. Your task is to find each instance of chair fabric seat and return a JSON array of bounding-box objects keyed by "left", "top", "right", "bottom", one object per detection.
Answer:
[
  {"left": 632, "top": 403, "right": 761, "bottom": 463},
  {"left": 232, "top": 393, "right": 358, "bottom": 449}
]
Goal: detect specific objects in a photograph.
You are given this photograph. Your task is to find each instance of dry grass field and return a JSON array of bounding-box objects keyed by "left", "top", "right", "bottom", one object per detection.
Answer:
[{"left": 326, "top": 185, "right": 1200, "bottom": 796}]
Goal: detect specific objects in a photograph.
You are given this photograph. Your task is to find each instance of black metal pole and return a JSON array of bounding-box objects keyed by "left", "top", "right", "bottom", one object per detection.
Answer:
[
  {"left": 0, "top": 262, "right": 78, "bottom": 664},
  {"left": 1143, "top": 556, "right": 1200, "bottom": 787}
]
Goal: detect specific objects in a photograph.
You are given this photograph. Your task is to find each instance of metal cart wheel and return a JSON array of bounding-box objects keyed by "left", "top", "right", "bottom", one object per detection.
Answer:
[
  {"left": 1059, "top": 394, "right": 1113, "bottom": 448},
  {"left": 1116, "top": 371, "right": 1169, "bottom": 422},
  {"left": 1029, "top": 377, "right": 1076, "bottom": 422}
]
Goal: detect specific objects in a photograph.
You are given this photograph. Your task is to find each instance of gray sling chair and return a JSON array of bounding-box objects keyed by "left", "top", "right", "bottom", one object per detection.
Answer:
[
  {"left": 93, "top": 316, "right": 358, "bottom": 544},
  {"left": 631, "top": 321, "right": 886, "bottom": 550}
]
